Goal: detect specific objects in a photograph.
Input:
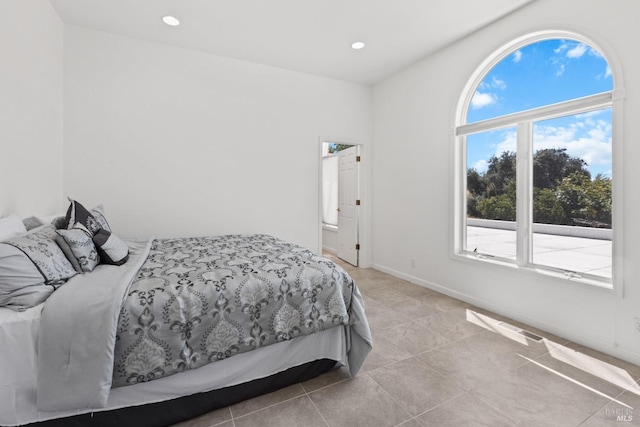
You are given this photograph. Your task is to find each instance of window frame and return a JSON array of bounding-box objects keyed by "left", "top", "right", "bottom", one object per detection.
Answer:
[{"left": 452, "top": 30, "right": 625, "bottom": 294}]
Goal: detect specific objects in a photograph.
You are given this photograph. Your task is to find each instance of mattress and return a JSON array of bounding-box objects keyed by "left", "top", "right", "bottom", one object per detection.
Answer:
[{"left": 0, "top": 301, "right": 347, "bottom": 426}]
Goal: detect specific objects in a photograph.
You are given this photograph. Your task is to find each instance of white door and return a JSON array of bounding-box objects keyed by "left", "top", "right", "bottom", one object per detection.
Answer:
[{"left": 337, "top": 146, "right": 359, "bottom": 266}]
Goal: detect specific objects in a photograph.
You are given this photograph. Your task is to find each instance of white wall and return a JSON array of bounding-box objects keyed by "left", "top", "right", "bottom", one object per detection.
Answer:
[
  {"left": 322, "top": 227, "right": 338, "bottom": 254},
  {"left": 63, "top": 26, "right": 372, "bottom": 252},
  {"left": 372, "top": 0, "right": 640, "bottom": 363},
  {"left": 0, "top": 0, "right": 64, "bottom": 217}
]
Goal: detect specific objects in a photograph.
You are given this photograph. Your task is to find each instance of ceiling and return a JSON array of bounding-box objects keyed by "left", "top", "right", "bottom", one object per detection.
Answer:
[{"left": 50, "top": 0, "right": 535, "bottom": 85}]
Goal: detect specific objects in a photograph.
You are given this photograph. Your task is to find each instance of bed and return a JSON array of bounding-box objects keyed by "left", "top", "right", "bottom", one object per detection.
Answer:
[{"left": 0, "top": 204, "right": 372, "bottom": 427}]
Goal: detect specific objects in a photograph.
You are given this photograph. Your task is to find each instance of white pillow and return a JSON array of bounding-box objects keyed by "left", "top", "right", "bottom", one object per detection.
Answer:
[{"left": 0, "top": 214, "right": 27, "bottom": 241}]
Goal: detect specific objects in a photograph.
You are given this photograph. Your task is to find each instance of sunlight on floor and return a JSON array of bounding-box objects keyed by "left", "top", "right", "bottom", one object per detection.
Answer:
[
  {"left": 466, "top": 309, "right": 530, "bottom": 346},
  {"left": 518, "top": 354, "right": 632, "bottom": 408},
  {"left": 466, "top": 308, "right": 640, "bottom": 401},
  {"left": 544, "top": 340, "right": 640, "bottom": 396}
]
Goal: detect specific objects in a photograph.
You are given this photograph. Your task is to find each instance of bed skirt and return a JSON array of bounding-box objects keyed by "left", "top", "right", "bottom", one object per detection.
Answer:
[{"left": 24, "top": 359, "right": 337, "bottom": 427}]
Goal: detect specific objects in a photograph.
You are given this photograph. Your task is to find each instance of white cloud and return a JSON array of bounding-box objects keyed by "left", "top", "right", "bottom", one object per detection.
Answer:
[
  {"left": 489, "top": 118, "right": 612, "bottom": 175},
  {"left": 554, "top": 41, "right": 569, "bottom": 54},
  {"left": 555, "top": 64, "right": 565, "bottom": 77},
  {"left": 473, "top": 159, "right": 489, "bottom": 173},
  {"left": 566, "top": 43, "right": 588, "bottom": 58},
  {"left": 532, "top": 120, "right": 612, "bottom": 170},
  {"left": 604, "top": 65, "right": 612, "bottom": 78},
  {"left": 471, "top": 92, "right": 497, "bottom": 109},
  {"left": 491, "top": 76, "right": 506, "bottom": 90},
  {"left": 478, "top": 76, "right": 506, "bottom": 91},
  {"left": 494, "top": 130, "right": 517, "bottom": 154},
  {"left": 512, "top": 50, "right": 523, "bottom": 63}
]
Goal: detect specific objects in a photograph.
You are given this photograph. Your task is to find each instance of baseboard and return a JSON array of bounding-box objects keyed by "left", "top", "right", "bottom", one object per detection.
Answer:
[
  {"left": 370, "top": 263, "right": 640, "bottom": 367},
  {"left": 321, "top": 246, "right": 337, "bottom": 255}
]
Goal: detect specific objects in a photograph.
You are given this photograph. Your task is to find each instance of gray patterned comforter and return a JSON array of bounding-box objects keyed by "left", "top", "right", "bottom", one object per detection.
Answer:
[{"left": 112, "top": 234, "right": 360, "bottom": 387}]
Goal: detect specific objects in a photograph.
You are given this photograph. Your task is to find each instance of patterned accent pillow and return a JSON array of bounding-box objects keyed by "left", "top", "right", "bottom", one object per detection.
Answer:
[
  {"left": 93, "top": 229, "right": 129, "bottom": 266},
  {"left": 1, "top": 224, "right": 77, "bottom": 284},
  {"left": 91, "top": 205, "right": 112, "bottom": 232},
  {"left": 65, "top": 199, "right": 102, "bottom": 234},
  {"left": 56, "top": 225, "right": 100, "bottom": 273},
  {"left": 64, "top": 199, "right": 112, "bottom": 233}
]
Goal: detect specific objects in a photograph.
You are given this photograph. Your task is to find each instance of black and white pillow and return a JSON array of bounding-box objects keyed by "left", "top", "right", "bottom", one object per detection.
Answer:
[
  {"left": 56, "top": 225, "right": 100, "bottom": 273},
  {"left": 64, "top": 199, "right": 112, "bottom": 234},
  {"left": 93, "top": 229, "right": 129, "bottom": 266}
]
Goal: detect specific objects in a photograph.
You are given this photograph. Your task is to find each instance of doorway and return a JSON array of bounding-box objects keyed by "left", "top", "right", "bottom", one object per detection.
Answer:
[{"left": 320, "top": 141, "right": 360, "bottom": 266}]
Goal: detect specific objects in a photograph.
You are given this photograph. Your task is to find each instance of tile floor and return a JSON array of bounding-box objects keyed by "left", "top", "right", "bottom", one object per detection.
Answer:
[{"left": 174, "top": 257, "right": 639, "bottom": 427}]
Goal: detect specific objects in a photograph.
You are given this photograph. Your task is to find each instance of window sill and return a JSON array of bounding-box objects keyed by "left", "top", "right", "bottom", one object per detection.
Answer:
[
  {"left": 322, "top": 224, "right": 338, "bottom": 231},
  {"left": 452, "top": 251, "right": 615, "bottom": 292}
]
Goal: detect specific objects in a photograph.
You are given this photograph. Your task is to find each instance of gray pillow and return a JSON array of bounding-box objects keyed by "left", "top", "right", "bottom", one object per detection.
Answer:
[
  {"left": 93, "top": 229, "right": 129, "bottom": 266},
  {"left": 0, "top": 224, "right": 76, "bottom": 311},
  {"left": 1, "top": 224, "right": 77, "bottom": 282},
  {"left": 22, "top": 216, "right": 44, "bottom": 232},
  {"left": 0, "top": 245, "right": 55, "bottom": 310},
  {"left": 56, "top": 225, "right": 100, "bottom": 273},
  {"left": 23, "top": 214, "right": 66, "bottom": 231}
]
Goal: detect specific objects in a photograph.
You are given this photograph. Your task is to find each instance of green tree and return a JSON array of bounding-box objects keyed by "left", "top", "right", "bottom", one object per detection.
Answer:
[
  {"left": 484, "top": 151, "right": 516, "bottom": 197},
  {"left": 477, "top": 181, "right": 516, "bottom": 220},
  {"left": 533, "top": 148, "right": 590, "bottom": 189},
  {"left": 585, "top": 174, "right": 612, "bottom": 226},
  {"left": 328, "top": 144, "right": 354, "bottom": 153},
  {"left": 467, "top": 168, "right": 486, "bottom": 195},
  {"left": 466, "top": 149, "right": 610, "bottom": 228},
  {"left": 556, "top": 172, "right": 590, "bottom": 224},
  {"left": 533, "top": 187, "right": 567, "bottom": 224}
]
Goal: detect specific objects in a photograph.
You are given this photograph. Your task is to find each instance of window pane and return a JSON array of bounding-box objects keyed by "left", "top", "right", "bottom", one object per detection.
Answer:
[
  {"left": 531, "top": 108, "right": 612, "bottom": 278},
  {"left": 466, "top": 127, "right": 517, "bottom": 259},
  {"left": 467, "top": 39, "right": 613, "bottom": 124}
]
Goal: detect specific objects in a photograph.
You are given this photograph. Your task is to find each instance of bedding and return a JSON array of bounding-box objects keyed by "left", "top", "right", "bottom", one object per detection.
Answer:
[
  {"left": 0, "top": 224, "right": 77, "bottom": 311},
  {"left": 0, "top": 214, "right": 27, "bottom": 240},
  {"left": 1, "top": 308, "right": 348, "bottom": 426},
  {"left": 111, "top": 235, "right": 358, "bottom": 387},
  {"left": 30, "top": 234, "right": 371, "bottom": 418}
]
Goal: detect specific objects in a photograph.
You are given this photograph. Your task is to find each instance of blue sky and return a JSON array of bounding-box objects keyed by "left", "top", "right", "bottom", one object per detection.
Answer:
[{"left": 467, "top": 39, "right": 613, "bottom": 178}]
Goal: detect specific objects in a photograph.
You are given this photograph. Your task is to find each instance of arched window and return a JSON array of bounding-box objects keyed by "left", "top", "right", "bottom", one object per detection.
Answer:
[{"left": 453, "top": 31, "right": 624, "bottom": 290}]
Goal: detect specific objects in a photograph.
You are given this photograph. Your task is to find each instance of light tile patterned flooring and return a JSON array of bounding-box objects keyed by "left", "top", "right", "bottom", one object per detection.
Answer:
[{"left": 174, "top": 257, "right": 640, "bottom": 427}]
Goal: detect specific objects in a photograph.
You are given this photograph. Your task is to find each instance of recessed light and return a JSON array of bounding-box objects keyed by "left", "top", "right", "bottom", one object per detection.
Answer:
[
  {"left": 162, "top": 16, "right": 180, "bottom": 26},
  {"left": 351, "top": 41, "right": 365, "bottom": 50}
]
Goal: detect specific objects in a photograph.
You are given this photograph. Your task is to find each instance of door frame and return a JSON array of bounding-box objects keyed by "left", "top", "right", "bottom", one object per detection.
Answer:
[{"left": 317, "top": 137, "right": 371, "bottom": 268}]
